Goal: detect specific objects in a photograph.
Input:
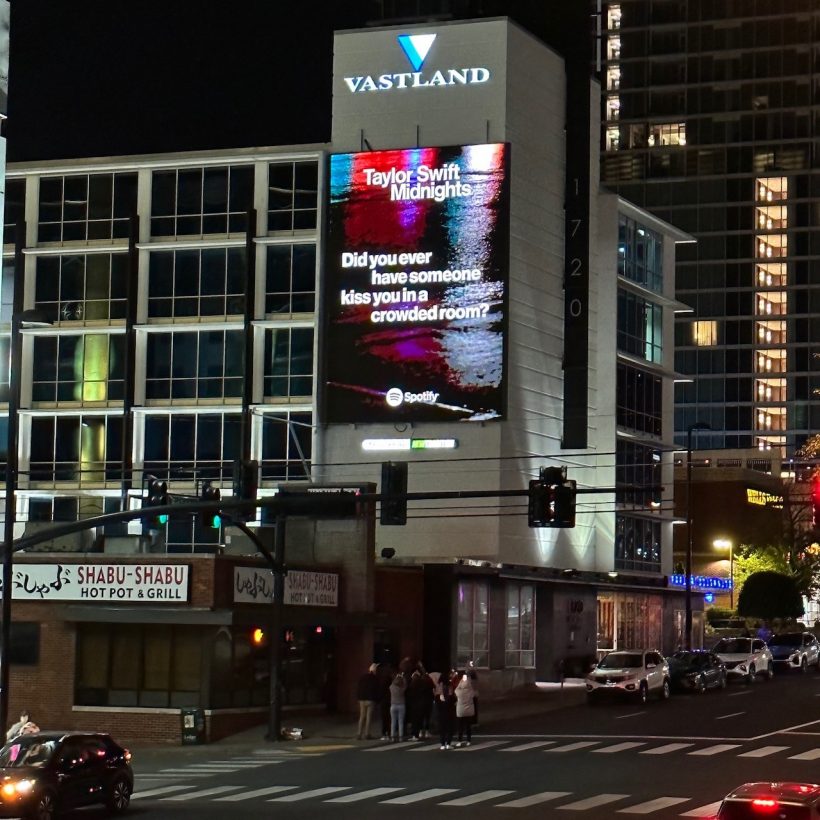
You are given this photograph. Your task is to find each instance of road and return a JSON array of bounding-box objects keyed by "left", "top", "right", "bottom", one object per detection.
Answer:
[{"left": 114, "top": 671, "right": 820, "bottom": 819}]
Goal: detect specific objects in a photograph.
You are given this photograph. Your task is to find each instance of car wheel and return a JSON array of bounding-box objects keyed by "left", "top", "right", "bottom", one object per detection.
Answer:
[
  {"left": 746, "top": 664, "right": 756, "bottom": 684},
  {"left": 106, "top": 776, "right": 131, "bottom": 813},
  {"left": 638, "top": 682, "right": 648, "bottom": 704},
  {"left": 801, "top": 656, "right": 808, "bottom": 674},
  {"left": 765, "top": 664, "right": 774, "bottom": 680},
  {"left": 27, "top": 790, "right": 57, "bottom": 820},
  {"left": 660, "top": 679, "right": 671, "bottom": 700},
  {"left": 696, "top": 675, "right": 707, "bottom": 694}
]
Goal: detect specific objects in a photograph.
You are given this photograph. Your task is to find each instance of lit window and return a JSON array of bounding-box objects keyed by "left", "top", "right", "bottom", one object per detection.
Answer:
[{"left": 692, "top": 321, "right": 717, "bottom": 347}]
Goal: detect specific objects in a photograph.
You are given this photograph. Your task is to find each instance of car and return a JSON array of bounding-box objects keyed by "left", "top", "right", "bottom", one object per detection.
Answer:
[
  {"left": 668, "top": 650, "right": 727, "bottom": 693},
  {"left": 767, "top": 632, "right": 820, "bottom": 673},
  {"left": 716, "top": 782, "right": 820, "bottom": 819},
  {"left": 713, "top": 636, "right": 773, "bottom": 684},
  {"left": 585, "top": 649, "right": 670, "bottom": 704},
  {"left": 0, "top": 731, "right": 133, "bottom": 820}
]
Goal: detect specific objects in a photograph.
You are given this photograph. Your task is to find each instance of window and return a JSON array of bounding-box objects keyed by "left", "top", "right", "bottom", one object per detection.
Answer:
[
  {"left": 265, "top": 244, "right": 316, "bottom": 314},
  {"left": 150, "top": 166, "right": 253, "bottom": 236},
  {"left": 615, "top": 515, "right": 661, "bottom": 572},
  {"left": 618, "top": 215, "right": 663, "bottom": 293},
  {"left": 259, "top": 410, "right": 313, "bottom": 481},
  {"left": 75, "top": 623, "right": 203, "bottom": 708},
  {"left": 148, "top": 248, "right": 246, "bottom": 319},
  {"left": 143, "top": 412, "right": 241, "bottom": 482},
  {"left": 505, "top": 584, "right": 534, "bottom": 667},
  {"left": 146, "top": 330, "right": 243, "bottom": 401},
  {"left": 456, "top": 580, "right": 489, "bottom": 668},
  {"left": 692, "top": 321, "right": 718, "bottom": 347},
  {"left": 4, "top": 179, "right": 25, "bottom": 242},
  {"left": 9, "top": 623, "right": 39, "bottom": 665},
  {"left": 38, "top": 173, "right": 137, "bottom": 243},
  {"left": 34, "top": 254, "right": 128, "bottom": 323},
  {"left": 267, "top": 161, "right": 319, "bottom": 232},
  {"left": 617, "top": 363, "right": 662, "bottom": 436},
  {"left": 618, "top": 289, "right": 663, "bottom": 363},
  {"left": 29, "top": 415, "right": 124, "bottom": 482},
  {"left": 32, "top": 334, "right": 125, "bottom": 402},
  {"left": 264, "top": 327, "right": 314, "bottom": 398},
  {"left": 616, "top": 441, "right": 661, "bottom": 506}
]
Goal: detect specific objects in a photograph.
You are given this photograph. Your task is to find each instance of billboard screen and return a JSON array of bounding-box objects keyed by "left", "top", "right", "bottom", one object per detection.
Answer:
[{"left": 322, "top": 143, "right": 510, "bottom": 423}]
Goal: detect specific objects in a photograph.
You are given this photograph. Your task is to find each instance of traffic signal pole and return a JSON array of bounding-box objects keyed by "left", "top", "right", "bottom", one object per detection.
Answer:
[{"left": 266, "top": 515, "right": 286, "bottom": 742}]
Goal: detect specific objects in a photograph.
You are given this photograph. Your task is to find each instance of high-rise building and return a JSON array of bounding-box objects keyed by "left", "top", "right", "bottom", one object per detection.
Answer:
[{"left": 599, "top": 1, "right": 820, "bottom": 457}]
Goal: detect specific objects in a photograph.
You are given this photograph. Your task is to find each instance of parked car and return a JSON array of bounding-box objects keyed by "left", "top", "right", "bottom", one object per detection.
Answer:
[
  {"left": 585, "top": 649, "right": 670, "bottom": 704},
  {"left": 767, "top": 632, "right": 820, "bottom": 673},
  {"left": 713, "top": 636, "right": 773, "bottom": 684},
  {"left": 716, "top": 782, "right": 820, "bottom": 819},
  {"left": 668, "top": 650, "right": 727, "bottom": 693},
  {"left": 0, "top": 731, "right": 132, "bottom": 820}
]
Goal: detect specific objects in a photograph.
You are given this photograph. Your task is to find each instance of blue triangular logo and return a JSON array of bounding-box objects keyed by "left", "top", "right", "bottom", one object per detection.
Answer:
[{"left": 397, "top": 33, "right": 436, "bottom": 71}]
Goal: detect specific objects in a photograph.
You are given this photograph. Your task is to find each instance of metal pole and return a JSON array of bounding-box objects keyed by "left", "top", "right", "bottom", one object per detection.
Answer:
[
  {"left": 685, "top": 427, "right": 693, "bottom": 651},
  {"left": 266, "top": 514, "right": 286, "bottom": 742},
  {"left": 730, "top": 543, "right": 734, "bottom": 610}
]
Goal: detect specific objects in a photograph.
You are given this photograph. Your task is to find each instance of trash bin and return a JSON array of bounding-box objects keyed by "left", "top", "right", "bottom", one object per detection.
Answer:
[{"left": 180, "top": 707, "right": 206, "bottom": 745}]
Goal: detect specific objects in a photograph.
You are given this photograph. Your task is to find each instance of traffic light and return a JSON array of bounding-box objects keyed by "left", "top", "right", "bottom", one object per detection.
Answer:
[
  {"left": 380, "top": 461, "right": 408, "bottom": 525},
  {"left": 232, "top": 460, "right": 258, "bottom": 521},
  {"left": 554, "top": 480, "right": 576, "bottom": 528},
  {"left": 143, "top": 475, "right": 170, "bottom": 526},
  {"left": 528, "top": 468, "right": 576, "bottom": 528},
  {"left": 200, "top": 481, "right": 221, "bottom": 529},
  {"left": 528, "top": 479, "right": 554, "bottom": 527},
  {"left": 812, "top": 474, "right": 820, "bottom": 528}
]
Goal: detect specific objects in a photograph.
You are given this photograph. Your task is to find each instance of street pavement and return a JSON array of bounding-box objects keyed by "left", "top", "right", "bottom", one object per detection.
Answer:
[{"left": 121, "top": 672, "right": 820, "bottom": 820}]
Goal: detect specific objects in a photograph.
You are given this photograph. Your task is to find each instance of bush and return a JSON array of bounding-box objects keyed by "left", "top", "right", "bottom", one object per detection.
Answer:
[{"left": 705, "top": 606, "right": 735, "bottom": 624}]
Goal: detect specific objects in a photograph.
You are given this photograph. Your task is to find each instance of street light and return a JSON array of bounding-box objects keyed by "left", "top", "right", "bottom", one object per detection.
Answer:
[
  {"left": 713, "top": 538, "right": 734, "bottom": 609},
  {"left": 1, "top": 309, "right": 51, "bottom": 732},
  {"left": 685, "top": 421, "right": 711, "bottom": 650}
]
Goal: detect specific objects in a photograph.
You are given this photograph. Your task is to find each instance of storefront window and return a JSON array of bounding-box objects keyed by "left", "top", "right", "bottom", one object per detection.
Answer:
[
  {"left": 505, "top": 584, "right": 535, "bottom": 667},
  {"left": 596, "top": 592, "right": 663, "bottom": 654},
  {"left": 456, "top": 580, "right": 489, "bottom": 668}
]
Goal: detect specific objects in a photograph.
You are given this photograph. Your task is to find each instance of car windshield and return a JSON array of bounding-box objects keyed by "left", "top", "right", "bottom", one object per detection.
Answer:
[
  {"left": 769, "top": 634, "right": 802, "bottom": 647},
  {"left": 715, "top": 638, "right": 752, "bottom": 654},
  {"left": 670, "top": 652, "right": 701, "bottom": 668},
  {"left": 0, "top": 738, "right": 58, "bottom": 768},
  {"left": 599, "top": 652, "right": 643, "bottom": 669}
]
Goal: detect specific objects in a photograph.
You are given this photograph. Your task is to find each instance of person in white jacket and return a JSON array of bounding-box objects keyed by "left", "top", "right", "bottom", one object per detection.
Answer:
[{"left": 453, "top": 673, "right": 475, "bottom": 747}]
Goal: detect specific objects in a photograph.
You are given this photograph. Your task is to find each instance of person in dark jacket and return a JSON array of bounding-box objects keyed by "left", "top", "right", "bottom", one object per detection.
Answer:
[
  {"left": 435, "top": 670, "right": 456, "bottom": 749},
  {"left": 355, "top": 663, "right": 379, "bottom": 740},
  {"left": 377, "top": 664, "right": 392, "bottom": 739}
]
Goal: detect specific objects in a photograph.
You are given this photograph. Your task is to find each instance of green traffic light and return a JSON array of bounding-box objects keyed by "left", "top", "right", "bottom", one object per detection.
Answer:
[
  {"left": 211, "top": 514, "right": 221, "bottom": 529},
  {"left": 158, "top": 514, "right": 169, "bottom": 525}
]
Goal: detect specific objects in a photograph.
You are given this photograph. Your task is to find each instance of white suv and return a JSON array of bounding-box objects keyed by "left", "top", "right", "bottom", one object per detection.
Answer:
[
  {"left": 586, "top": 649, "right": 671, "bottom": 705},
  {"left": 713, "top": 636, "right": 773, "bottom": 683},
  {"left": 767, "top": 632, "right": 820, "bottom": 673}
]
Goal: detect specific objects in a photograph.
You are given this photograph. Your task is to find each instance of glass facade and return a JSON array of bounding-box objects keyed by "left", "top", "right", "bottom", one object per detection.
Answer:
[{"left": 456, "top": 580, "right": 489, "bottom": 668}]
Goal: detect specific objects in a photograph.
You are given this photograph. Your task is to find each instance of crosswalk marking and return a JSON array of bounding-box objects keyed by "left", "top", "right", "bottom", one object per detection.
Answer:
[
  {"left": 269, "top": 787, "right": 352, "bottom": 802},
  {"left": 214, "top": 786, "right": 299, "bottom": 802},
  {"left": 738, "top": 745, "right": 789, "bottom": 758},
  {"left": 496, "top": 791, "right": 572, "bottom": 808},
  {"left": 132, "top": 785, "right": 193, "bottom": 800},
  {"left": 199, "top": 761, "right": 265, "bottom": 767},
  {"left": 382, "top": 788, "right": 459, "bottom": 804},
  {"left": 160, "top": 766, "right": 241, "bottom": 772},
  {"left": 688, "top": 744, "right": 740, "bottom": 756},
  {"left": 163, "top": 785, "right": 243, "bottom": 802},
  {"left": 364, "top": 743, "right": 404, "bottom": 752},
  {"left": 439, "top": 790, "right": 514, "bottom": 806},
  {"left": 789, "top": 748, "right": 820, "bottom": 760},
  {"left": 501, "top": 741, "right": 556, "bottom": 752},
  {"left": 407, "top": 742, "right": 443, "bottom": 752},
  {"left": 640, "top": 743, "right": 693, "bottom": 755},
  {"left": 136, "top": 772, "right": 211, "bottom": 779},
  {"left": 593, "top": 742, "right": 647, "bottom": 754},
  {"left": 616, "top": 796, "right": 690, "bottom": 814},
  {"left": 456, "top": 741, "right": 506, "bottom": 752},
  {"left": 680, "top": 801, "right": 723, "bottom": 817},
  {"left": 546, "top": 741, "right": 601, "bottom": 753},
  {"left": 326, "top": 788, "right": 405, "bottom": 803},
  {"left": 557, "top": 793, "right": 629, "bottom": 811}
]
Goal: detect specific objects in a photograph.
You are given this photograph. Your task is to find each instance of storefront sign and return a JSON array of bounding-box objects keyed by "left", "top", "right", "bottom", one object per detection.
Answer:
[
  {"left": 0, "top": 563, "right": 190, "bottom": 601},
  {"left": 669, "top": 574, "right": 732, "bottom": 590},
  {"left": 746, "top": 488, "right": 782, "bottom": 507},
  {"left": 234, "top": 567, "right": 339, "bottom": 607}
]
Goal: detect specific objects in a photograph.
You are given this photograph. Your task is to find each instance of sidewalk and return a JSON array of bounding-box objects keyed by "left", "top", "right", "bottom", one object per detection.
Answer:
[{"left": 209, "top": 679, "right": 587, "bottom": 751}]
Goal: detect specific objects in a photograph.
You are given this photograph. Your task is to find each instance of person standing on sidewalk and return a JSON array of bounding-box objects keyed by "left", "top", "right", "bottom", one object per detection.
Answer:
[
  {"left": 377, "top": 663, "right": 393, "bottom": 740},
  {"left": 435, "top": 671, "right": 456, "bottom": 749},
  {"left": 389, "top": 673, "right": 406, "bottom": 742},
  {"left": 355, "top": 663, "right": 380, "bottom": 740},
  {"left": 454, "top": 671, "right": 475, "bottom": 747}
]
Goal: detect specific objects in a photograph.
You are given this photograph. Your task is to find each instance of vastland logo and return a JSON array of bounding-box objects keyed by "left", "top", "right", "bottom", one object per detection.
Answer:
[{"left": 344, "top": 32, "right": 491, "bottom": 93}]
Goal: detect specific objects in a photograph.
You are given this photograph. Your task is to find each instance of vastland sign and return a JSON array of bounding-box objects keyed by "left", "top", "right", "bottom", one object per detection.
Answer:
[
  {"left": 322, "top": 143, "right": 511, "bottom": 423},
  {"left": 344, "top": 32, "right": 491, "bottom": 93}
]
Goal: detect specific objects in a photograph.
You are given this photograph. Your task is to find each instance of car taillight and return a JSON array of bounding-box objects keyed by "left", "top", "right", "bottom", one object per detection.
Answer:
[
  {"left": 123, "top": 748, "right": 131, "bottom": 763},
  {"left": 751, "top": 798, "right": 778, "bottom": 811}
]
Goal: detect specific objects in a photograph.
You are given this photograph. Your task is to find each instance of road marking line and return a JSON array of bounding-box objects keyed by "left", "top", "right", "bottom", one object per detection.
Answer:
[
  {"left": 382, "top": 789, "right": 459, "bottom": 804},
  {"left": 593, "top": 742, "right": 647, "bottom": 754},
  {"left": 614, "top": 712, "right": 646, "bottom": 720},
  {"left": 215, "top": 786, "right": 299, "bottom": 802},
  {"left": 163, "top": 786, "right": 243, "bottom": 801},
  {"left": 501, "top": 741, "right": 557, "bottom": 752},
  {"left": 680, "top": 801, "right": 723, "bottom": 817},
  {"left": 616, "top": 796, "right": 691, "bottom": 814},
  {"left": 364, "top": 743, "right": 404, "bottom": 752},
  {"left": 545, "top": 741, "right": 601, "bottom": 753},
  {"left": 496, "top": 791, "right": 572, "bottom": 808},
  {"left": 557, "top": 793, "right": 629, "bottom": 811},
  {"left": 407, "top": 743, "right": 442, "bottom": 751},
  {"left": 789, "top": 749, "right": 820, "bottom": 760},
  {"left": 640, "top": 743, "right": 693, "bottom": 755},
  {"left": 455, "top": 741, "right": 506, "bottom": 752},
  {"left": 326, "top": 788, "right": 405, "bottom": 803},
  {"left": 269, "top": 787, "right": 352, "bottom": 802},
  {"left": 689, "top": 744, "right": 741, "bottom": 756},
  {"left": 738, "top": 745, "right": 789, "bottom": 758},
  {"left": 132, "top": 785, "right": 194, "bottom": 800},
  {"left": 440, "top": 790, "right": 515, "bottom": 806},
  {"left": 159, "top": 768, "right": 240, "bottom": 773},
  {"left": 715, "top": 712, "right": 745, "bottom": 720},
  {"left": 728, "top": 690, "right": 754, "bottom": 697},
  {"left": 136, "top": 772, "right": 211, "bottom": 779}
]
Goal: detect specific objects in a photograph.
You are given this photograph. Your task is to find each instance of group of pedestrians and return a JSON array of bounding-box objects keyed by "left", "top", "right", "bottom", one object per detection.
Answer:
[{"left": 356, "top": 660, "right": 479, "bottom": 751}]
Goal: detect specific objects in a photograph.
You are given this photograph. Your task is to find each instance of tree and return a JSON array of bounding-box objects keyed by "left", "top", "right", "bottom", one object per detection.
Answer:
[{"left": 737, "top": 571, "right": 804, "bottom": 622}]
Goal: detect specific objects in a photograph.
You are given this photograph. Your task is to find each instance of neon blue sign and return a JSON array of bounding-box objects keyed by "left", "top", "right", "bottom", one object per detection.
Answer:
[{"left": 670, "top": 574, "right": 732, "bottom": 590}]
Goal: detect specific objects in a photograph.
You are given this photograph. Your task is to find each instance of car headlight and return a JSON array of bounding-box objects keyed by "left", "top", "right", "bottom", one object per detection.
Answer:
[
  {"left": 737, "top": 663, "right": 747, "bottom": 672},
  {"left": 1, "top": 779, "right": 35, "bottom": 797}
]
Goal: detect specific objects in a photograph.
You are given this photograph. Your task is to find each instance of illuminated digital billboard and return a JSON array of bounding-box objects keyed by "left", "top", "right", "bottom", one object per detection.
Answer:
[{"left": 322, "top": 143, "right": 510, "bottom": 423}]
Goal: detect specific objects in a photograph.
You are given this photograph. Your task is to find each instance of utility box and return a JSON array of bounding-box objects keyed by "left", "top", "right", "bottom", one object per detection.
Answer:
[{"left": 180, "top": 707, "right": 206, "bottom": 745}]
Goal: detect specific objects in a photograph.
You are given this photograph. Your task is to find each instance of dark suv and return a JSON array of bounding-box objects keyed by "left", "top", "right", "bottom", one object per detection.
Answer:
[
  {"left": 767, "top": 632, "right": 820, "bottom": 673},
  {"left": 0, "top": 732, "right": 133, "bottom": 820}
]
